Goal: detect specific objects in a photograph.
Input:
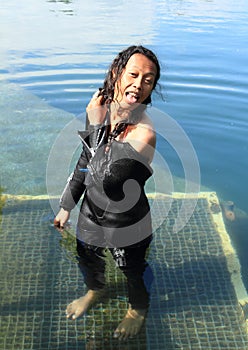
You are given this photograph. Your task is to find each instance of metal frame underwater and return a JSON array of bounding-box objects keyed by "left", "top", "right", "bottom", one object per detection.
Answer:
[{"left": 0, "top": 192, "right": 247, "bottom": 349}]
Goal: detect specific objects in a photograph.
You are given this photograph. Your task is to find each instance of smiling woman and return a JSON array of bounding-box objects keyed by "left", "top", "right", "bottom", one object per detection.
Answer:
[{"left": 54, "top": 45, "right": 161, "bottom": 341}]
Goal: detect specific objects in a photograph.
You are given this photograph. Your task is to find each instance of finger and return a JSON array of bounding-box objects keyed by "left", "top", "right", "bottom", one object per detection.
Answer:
[
  {"left": 54, "top": 218, "right": 64, "bottom": 230},
  {"left": 92, "top": 90, "right": 100, "bottom": 99},
  {"left": 91, "top": 94, "right": 105, "bottom": 106},
  {"left": 53, "top": 218, "right": 60, "bottom": 227}
]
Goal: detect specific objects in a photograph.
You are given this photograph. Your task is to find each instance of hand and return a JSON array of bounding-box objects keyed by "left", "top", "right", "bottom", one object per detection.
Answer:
[
  {"left": 54, "top": 208, "right": 70, "bottom": 230},
  {"left": 86, "top": 91, "right": 108, "bottom": 125}
]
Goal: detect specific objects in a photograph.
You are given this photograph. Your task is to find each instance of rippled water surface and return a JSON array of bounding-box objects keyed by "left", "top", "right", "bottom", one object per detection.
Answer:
[{"left": 1, "top": 0, "right": 248, "bottom": 286}]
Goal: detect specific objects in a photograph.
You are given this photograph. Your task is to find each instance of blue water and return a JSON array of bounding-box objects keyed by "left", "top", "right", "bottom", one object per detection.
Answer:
[{"left": 1, "top": 1, "right": 248, "bottom": 277}]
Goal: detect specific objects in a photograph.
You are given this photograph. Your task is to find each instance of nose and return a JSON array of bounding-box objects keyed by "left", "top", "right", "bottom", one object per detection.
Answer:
[{"left": 133, "top": 77, "right": 142, "bottom": 90}]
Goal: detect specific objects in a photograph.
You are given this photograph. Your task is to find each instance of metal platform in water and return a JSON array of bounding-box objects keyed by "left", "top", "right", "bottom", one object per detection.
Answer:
[{"left": 0, "top": 192, "right": 247, "bottom": 349}]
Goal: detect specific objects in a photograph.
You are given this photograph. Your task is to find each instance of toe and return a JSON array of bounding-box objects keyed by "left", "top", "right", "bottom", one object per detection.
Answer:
[
  {"left": 118, "top": 330, "right": 126, "bottom": 341},
  {"left": 65, "top": 303, "right": 74, "bottom": 318},
  {"left": 72, "top": 309, "right": 81, "bottom": 320},
  {"left": 66, "top": 311, "right": 73, "bottom": 319},
  {"left": 113, "top": 331, "right": 120, "bottom": 339}
]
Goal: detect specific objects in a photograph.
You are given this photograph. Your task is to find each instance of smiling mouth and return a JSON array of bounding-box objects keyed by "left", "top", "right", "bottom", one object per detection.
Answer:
[{"left": 125, "top": 92, "right": 140, "bottom": 104}]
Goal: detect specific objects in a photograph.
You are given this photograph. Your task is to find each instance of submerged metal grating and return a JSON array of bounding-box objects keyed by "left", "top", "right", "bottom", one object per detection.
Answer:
[{"left": 0, "top": 193, "right": 247, "bottom": 349}]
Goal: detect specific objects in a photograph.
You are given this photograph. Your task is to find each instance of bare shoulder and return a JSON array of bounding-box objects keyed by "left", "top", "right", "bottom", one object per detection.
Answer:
[
  {"left": 124, "top": 112, "right": 156, "bottom": 163},
  {"left": 135, "top": 112, "right": 156, "bottom": 146}
]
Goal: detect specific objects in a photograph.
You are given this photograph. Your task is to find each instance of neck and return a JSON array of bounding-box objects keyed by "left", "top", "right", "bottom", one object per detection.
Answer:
[{"left": 109, "top": 102, "right": 131, "bottom": 125}]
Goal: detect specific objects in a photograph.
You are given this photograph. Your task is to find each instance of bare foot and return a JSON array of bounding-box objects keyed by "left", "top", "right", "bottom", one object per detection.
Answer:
[
  {"left": 66, "top": 290, "right": 102, "bottom": 320},
  {"left": 113, "top": 307, "right": 147, "bottom": 341}
]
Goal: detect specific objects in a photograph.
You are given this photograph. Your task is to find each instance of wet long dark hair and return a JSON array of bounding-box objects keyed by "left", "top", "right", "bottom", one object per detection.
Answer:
[{"left": 100, "top": 45, "right": 161, "bottom": 106}]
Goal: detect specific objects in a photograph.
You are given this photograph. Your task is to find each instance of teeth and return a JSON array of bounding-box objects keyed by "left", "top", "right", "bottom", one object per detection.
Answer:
[
  {"left": 126, "top": 91, "right": 139, "bottom": 104},
  {"left": 128, "top": 92, "right": 138, "bottom": 98}
]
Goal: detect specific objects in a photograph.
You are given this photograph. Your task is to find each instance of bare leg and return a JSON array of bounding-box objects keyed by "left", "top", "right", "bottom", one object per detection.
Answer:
[
  {"left": 113, "top": 306, "right": 147, "bottom": 341},
  {"left": 66, "top": 289, "right": 102, "bottom": 320}
]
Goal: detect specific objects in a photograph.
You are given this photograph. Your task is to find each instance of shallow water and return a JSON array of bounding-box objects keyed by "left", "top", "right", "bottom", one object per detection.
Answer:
[{"left": 0, "top": 0, "right": 248, "bottom": 347}]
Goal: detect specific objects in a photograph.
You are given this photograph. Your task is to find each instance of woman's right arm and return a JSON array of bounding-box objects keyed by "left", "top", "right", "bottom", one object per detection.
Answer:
[
  {"left": 59, "top": 145, "right": 90, "bottom": 210},
  {"left": 53, "top": 146, "right": 90, "bottom": 228},
  {"left": 54, "top": 92, "right": 107, "bottom": 228}
]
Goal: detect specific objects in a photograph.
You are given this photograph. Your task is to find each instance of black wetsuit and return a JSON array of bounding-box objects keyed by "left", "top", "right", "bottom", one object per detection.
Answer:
[{"left": 59, "top": 122, "right": 154, "bottom": 309}]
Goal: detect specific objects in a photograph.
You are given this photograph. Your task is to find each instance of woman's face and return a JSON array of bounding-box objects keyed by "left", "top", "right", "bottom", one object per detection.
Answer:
[{"left": 113, "top": 53, "right": 157, "bottom": 107}]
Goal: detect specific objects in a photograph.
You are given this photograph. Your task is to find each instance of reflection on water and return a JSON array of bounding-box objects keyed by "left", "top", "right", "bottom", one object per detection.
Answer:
[{"left": 1, "top": 0, "right": 157, "bottom": 57}]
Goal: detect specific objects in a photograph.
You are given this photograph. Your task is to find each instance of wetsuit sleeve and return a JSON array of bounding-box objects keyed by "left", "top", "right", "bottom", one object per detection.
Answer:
[
  {"left": 59, "top": 123, "right": 105, "bottom": 211},
  {"left": 88, "top": 124, "right": 103, "bottom": 149},
  {"left": 59, "top": 147, "right": 90, "bottom": 211}
]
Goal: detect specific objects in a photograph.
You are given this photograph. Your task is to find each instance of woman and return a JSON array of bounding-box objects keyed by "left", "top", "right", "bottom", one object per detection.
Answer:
[{"left": 54, "top": 45, "right": 161, "bottom": 340}]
